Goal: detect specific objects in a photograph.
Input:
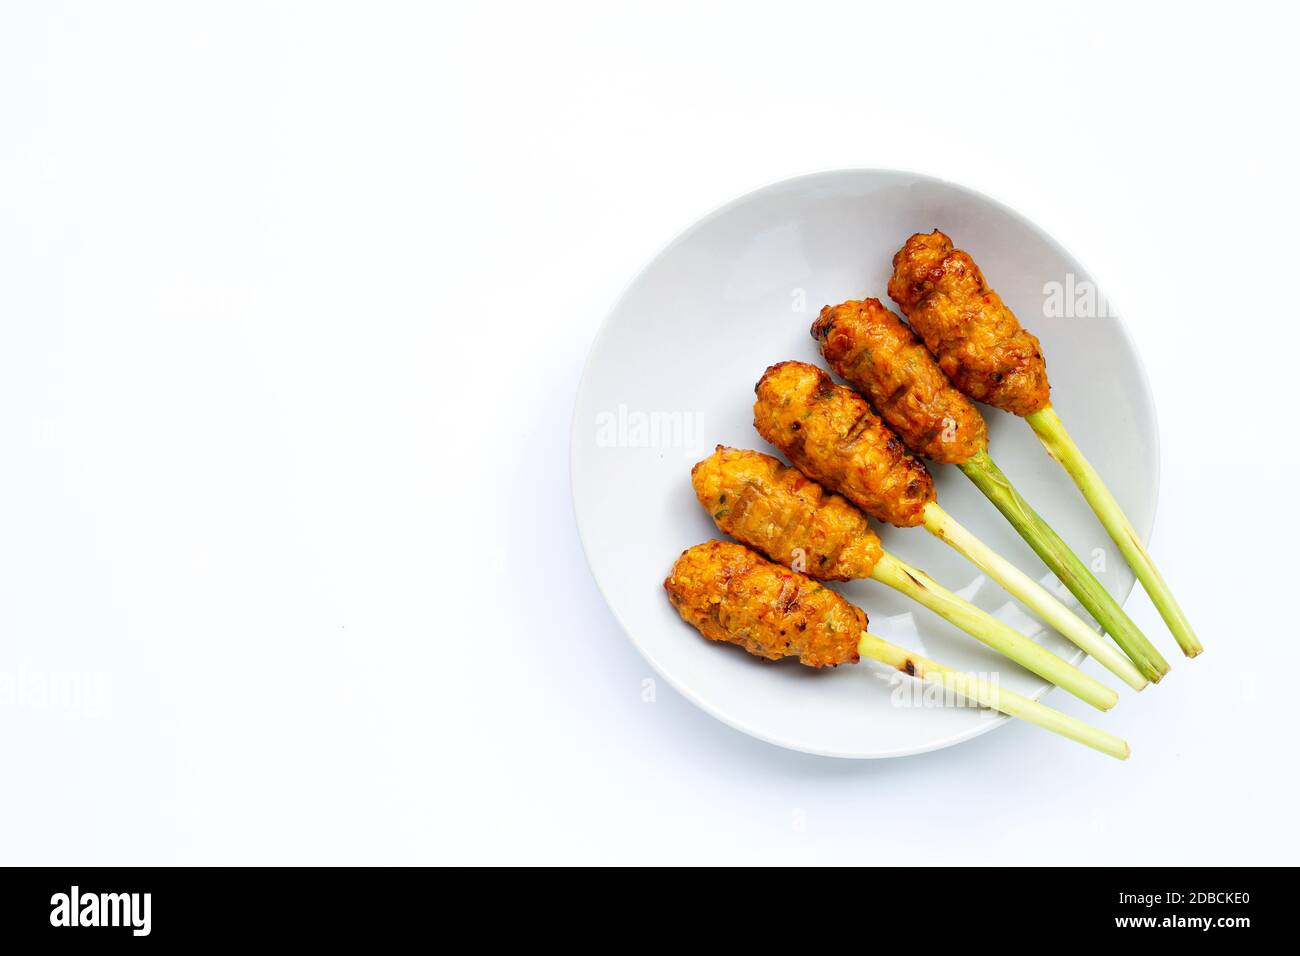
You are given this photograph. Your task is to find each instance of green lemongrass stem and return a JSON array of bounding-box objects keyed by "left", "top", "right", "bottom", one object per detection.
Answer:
[
  {"left": 921, "top": 497, "right": 1165, "bottom": 684},
  {"left": 870, "top": 552, "right": 1119, "bottom": 710},
  {"left": 953, "top": 452, "right": 1171, "bottom": 682},
  {"left": 880, "top": 547, "right": 1146, "bottom": 693},
  {"left": 857, "top": 632, "right": 1130, "bottom": 760},
  {"left": 1026, "top": 405, "right": 1202, "bottom": 659}
]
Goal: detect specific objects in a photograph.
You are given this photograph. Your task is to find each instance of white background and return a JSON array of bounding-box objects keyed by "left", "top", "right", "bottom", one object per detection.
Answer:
[{"left": 2, "top": 2, "right": 1297, "bottom": 865}]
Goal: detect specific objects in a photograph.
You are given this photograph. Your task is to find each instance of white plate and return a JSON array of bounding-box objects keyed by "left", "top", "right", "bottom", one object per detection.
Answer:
[{"left": 571, "top": 169, "right": 1156, "bottom": 758}]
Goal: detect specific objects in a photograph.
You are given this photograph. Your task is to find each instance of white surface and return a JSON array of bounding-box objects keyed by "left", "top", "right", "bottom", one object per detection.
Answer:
[
  {"left": 572, "top": 169, "right": 1155, "bottom": 757},
  {"left": 1, "top": 2, "right": 1297, "bottom": 865}
]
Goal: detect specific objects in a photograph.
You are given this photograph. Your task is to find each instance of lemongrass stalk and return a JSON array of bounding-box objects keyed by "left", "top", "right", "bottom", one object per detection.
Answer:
[
  {"left": 879, "top": 547, "right": 1146, "bottom": 693},
  {"left": 922, "top": 498, "right": 1166, "bottom": 683},
  {"left": 956, "top": 451, "right": 1170, "bottom": 680},
  {"left": 870, "top": 552, "right": 1119, "bottom": 710},
  {"left": 883, "top": 548, "right": 1149, "bottom": 691},
  {"left": 857, "top": 632, "right": 1130, "bottom": 760},
  {"left": 1026, "top": 405, "right": 1201, "bottom": 659}
]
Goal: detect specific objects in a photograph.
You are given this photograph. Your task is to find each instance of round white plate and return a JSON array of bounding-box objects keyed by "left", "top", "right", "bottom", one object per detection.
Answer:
[{"left": 571, "top": 169, "right": 1157, "bottom": 758}]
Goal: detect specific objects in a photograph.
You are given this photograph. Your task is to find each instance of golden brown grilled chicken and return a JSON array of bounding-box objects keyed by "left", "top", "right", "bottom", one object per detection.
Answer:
[
  {"left": 691, "top": 445, "right": 883, "bottom": 581},
  {"left": 812, "top": 298, "right": 988, "bottom": 464},
  {"left": 753, "top": 361, "right": 934, "bottom": 527},
  {"left": 888, "top": 230, "right": 1050, "bottom": 416},
  {"left": 664, "top": 540, "right": 864, "bottom": 667}
]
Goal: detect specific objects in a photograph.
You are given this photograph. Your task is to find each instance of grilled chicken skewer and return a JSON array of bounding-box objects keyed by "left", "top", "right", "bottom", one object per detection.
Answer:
[
  {"left": 813, "top": 299, "right": 1152, "bottom": 688},
  {"left": 693, "top": 446, "right": 1121, "bottom": 707},
  {"left": 665, "top": 541, "right": 1130, "bottom": 759},
  {"left": 889, "top": 230, "right": 1200, "bottom": 660},
  {"left": 753, "top": 361, "right": 1136, "bottom": 699}
]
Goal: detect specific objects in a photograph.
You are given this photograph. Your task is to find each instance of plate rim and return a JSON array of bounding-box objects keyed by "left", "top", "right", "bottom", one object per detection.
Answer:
[{"left": 570, "top": 166, "right": 1161, "bottom": 759}]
